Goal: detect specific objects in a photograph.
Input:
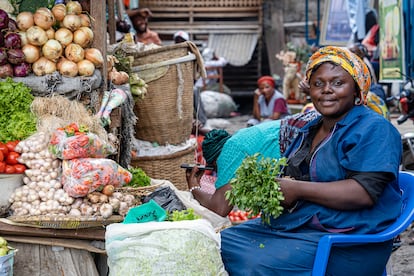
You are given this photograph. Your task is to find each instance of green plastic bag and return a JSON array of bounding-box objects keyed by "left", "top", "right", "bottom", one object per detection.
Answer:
[{"left": 123, "top": 199, "right": 167, "bottom": 224}]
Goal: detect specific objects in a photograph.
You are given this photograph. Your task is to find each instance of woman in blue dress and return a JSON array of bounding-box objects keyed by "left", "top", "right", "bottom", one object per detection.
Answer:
[{"left": 220, "top": 46, "right": 402, "bottom": 275}]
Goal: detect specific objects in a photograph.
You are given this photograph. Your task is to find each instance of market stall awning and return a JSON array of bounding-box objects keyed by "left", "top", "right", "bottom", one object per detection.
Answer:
[{"left": 207, "top": 33, "right": 259, "bottom": 67}]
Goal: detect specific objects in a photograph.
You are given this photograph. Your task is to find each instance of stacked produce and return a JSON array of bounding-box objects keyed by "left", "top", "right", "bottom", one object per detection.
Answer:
[
  {"left": 0, "top": 236, "right": 13, "bottom": 257},
  {"left": 7, "top": 0, "right": 104, "bottom": 77},
  {"left": 0, "top": 8, "right": 28, "bottom": 77},
  {"left": 9, "top": 124, "right": 141, "bottom": 219}
]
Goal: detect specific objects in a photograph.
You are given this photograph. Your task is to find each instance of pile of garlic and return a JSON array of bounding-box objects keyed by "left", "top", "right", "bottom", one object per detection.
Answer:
[{"left": 9, "top": 131, "right": 138, "bottom": 218}]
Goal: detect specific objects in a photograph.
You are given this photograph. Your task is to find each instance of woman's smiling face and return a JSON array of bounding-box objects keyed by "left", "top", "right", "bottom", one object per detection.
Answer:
[{"left": 309, "top": 62, "right": 357, "bottom": 120}]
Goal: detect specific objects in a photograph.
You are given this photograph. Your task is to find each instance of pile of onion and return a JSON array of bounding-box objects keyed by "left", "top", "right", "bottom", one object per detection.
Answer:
[
  {"left": 13, "top": 1, "right": 104, "bottom": 77},
  {"left": 0, "top": 8, "right": 30, "bottom": 77}
]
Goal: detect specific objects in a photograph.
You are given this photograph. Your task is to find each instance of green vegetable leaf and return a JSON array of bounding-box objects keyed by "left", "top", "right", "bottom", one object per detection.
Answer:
[
  {"left": 225, "top": 153, "right": 287, "bottom": 225},
  {"left": 126, "top": 167, "right": 151, "bottom": 188}
]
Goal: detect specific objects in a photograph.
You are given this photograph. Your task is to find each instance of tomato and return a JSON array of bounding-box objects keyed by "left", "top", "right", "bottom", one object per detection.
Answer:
[
  {"left": 5, "top": 152, "right": 19, "bottom": 165},
  {"left": 0, "top": 143, "right": 8, "bottom": 157},
  {"left": 13, "top": 164, "right": 26, "bottom": 174},
  {"left": 4, "top": 165, "right": 15, "bottom": 174},
  {"left": 0, "top": 162, "right": 5, "bottom": 173},
  {"left": 5, "top": 141, "right": 18, "bottom": 153},
  {"left": 0, "top": 151, "right": 3, "bottom": 162}
]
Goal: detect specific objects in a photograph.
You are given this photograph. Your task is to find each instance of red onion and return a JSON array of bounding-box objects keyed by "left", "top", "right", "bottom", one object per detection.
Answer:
[
  {"left": 4, "top": 33, "right": 21, "bottom": 49},
  {"left": 7, "top": 18, "right": 17, "bottom": 32},
  {"left": 13, "top": 62, "right": 30, "bottom": 77},
  {"left": 0, "top": 63, "right": 13, "bottom": 78},
  {"left": 0, "top": 48, "right": 7, "bottom": 65},
  {"left": 0, "top": 9, "right": 9, "bottom": 31},
  {"left": 0, "top": 32, "right": 4, "bottom": 47},
  {"left": 7, "top": 48, "right": 25, "bottom": 65}
]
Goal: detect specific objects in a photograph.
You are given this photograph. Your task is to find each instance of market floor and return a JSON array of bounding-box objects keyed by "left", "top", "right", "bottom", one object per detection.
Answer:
[{"left": 206, "top": 112, "right": 414, "bottom": 276}]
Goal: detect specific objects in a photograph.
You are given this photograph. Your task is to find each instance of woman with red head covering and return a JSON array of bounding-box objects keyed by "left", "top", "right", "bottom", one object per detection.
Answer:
[{"left": 247, "top": 76, "right": 290, "bottom": 127}]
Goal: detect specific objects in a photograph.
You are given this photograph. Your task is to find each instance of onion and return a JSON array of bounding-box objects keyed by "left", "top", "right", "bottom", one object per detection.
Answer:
[
  {"left": 32, "top": 56, "right": 56, "bottom": 76},
  {"left": 33, "top": 7, "right": 55, "bottom": 30},
  {"left": 13, "top": 62, "right": 31, "bottom": 77},
  {"left": 4, "top": 32, "right": 21, "bottom": 49},
  {"left": 65, "top": 43, "right": 84, "bottom": 62},
  {"left": 79, "top": 14, "right": 91, "bottom": 27},
  {"left": 59, "top": 59, "right": 78, "bottom": 77},
  {"left": 84, "top": 48, "right": 103, "bottom": 68},
  {"left": 54, "top": 27, "right": 73, "bottom": 47},
  {"left": 16, "top": 11, "right": 34, "bottom": 31},
  {"left": 0, "top": 63, "right": 13, "bottom": 78},
  {"left": 0, "top": 9, "right": 9, "bottom": 31},
  {"left": 0, "top": 48, "right": 7, "bottom": 65},
  {"left": 22, "top": 44, "right": 41, "bottom": 63},
  {"left": 52, "top": 4, "right": 66, "bottom": 22},
  {"left": 0, "top": 32, "right": 3, "bottom": 47},
  {"left": 56, "top": 56, "right": 67, "bottom": 71},
  {"left": 7, "top": 48, "right": 25, "bottom": 64},
  {"left": 8, "top": 18, "right": 18, "bottom": 32},
  {"left": 73, "top": 26, "right": 93, "bottom": 48},
  {"left": 42, "top": 39, "right": 63, "bottom": 62},
  {"left": 62, "top": 14, "right": 81, "bottom": 32},
  {"left": 66, "top": 1, "right": 83, "bottom": 15},
  {"left": 45, "top": 28, "right": 55, "bottom": 39},
  {"left": 26, "top": 26, "right": 48, "bottom": 46},
  {"left": 17, "top": 31, "right": 28, "bottom": 46},
  {"left": 77, "top": 59, "right": 94, "bottom": 76}
]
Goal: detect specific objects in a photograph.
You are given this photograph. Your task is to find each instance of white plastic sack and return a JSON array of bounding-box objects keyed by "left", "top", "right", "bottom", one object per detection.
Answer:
[
  {"left": 201, "top": 91, "right": 237, "bottom": 118},
  {"left": 105, "top": 219, "right": 228, "bottom": 276}
]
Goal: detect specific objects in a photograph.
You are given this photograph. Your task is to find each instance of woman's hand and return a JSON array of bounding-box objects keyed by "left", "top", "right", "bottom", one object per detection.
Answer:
[
  {"left": 276, "top": 177, "right": 299, "bottom": 209},
  {"left": 185, "top": 166, "right": 204, "bottom": 189}
]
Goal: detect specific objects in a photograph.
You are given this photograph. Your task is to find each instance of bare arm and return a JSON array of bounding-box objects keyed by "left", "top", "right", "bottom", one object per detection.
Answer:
[
  {"left": 277, "top": 177, "right": 374, "bottom": 210},
  {"left": 186, "top": 167, "right": 233, "bottom": 217},
  {"left": 252, "top": 89, "right": 261, "bottom": 120}
]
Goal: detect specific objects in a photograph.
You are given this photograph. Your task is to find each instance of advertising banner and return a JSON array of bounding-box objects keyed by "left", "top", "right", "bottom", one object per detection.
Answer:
[{"left": 379, "top": 0, "right": 406, "bottom": 82}]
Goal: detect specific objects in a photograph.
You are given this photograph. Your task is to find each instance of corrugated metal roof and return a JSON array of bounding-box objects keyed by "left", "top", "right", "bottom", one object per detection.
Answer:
[{"left": 207, "top": 33, "right": 259, "bottom": 67}]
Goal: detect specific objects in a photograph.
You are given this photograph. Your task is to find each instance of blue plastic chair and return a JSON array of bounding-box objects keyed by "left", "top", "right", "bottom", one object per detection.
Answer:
[{"left": 312, "top": 171, "right": 414, "bottom": 276}]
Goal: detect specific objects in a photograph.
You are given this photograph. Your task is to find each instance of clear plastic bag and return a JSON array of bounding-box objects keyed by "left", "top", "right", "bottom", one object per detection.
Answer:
[{"left": 61, "top": 158, "right": 132, "bottom": 197}]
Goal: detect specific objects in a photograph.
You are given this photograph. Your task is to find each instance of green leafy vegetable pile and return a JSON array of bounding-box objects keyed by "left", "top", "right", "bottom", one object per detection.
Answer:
[
  {"left": 167, "top": 208, "right": 201, "bottom": 221},
  {"left": 126, "top": 167, "right": 151, "bottom": 187},
  {"left": 0, "top": 78, "right": 37, "bottom": 143},
  {"left": 225, "top": 153, "right": 287, "bottom": 225}
]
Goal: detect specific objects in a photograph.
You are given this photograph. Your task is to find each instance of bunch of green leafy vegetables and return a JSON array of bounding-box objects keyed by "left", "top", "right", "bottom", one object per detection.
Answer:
[
  {"left": 0, "top": 78, "right": 37, "bottom": 143},
  {"left": 225, "top": 153, "right": 287, "bottom": 225},
  {"left": 126, "top": 167, "right": 151, "bottom": 187},
  {"left": 167, "top": 208, "right": 201, "bottom": 222}
]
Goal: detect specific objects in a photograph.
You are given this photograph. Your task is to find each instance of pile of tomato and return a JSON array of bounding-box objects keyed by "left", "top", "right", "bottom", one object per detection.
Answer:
[
  {"left": 228, "top": 210, "right": 261, "bottom": 223},
  {"left": 0, "top": 141, "right": 26, "bottom": 174}
]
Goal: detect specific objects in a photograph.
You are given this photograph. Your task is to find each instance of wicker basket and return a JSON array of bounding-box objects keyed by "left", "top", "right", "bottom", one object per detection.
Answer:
[
  {"left": 130, "top": 42, "right": 204, "bottom": 145},
  {"left": 131, "top": 144, "right": 196, "bottom": 190},
  {"left": 115, "top": 182, "right": 162, "bottom": 198}
]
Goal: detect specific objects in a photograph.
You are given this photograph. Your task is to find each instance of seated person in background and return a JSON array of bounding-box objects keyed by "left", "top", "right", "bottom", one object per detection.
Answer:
[
  {"left": 186, "top": 111, "right": 319, "bottom": 216},
  {"left": 173, "top": 31, "right": 189, "bottom": 44},
  {"left": 127, "top": 8, "right": 161, "bottom": 45},
  {"left": 194, "top": 48, "right": 229, "bottom": 93},
  {"left": 220, "top": 45, "right": 402, "bottom": 275},
  {"left": 247, "top": 75, "right": 290, "bottom": 127}
]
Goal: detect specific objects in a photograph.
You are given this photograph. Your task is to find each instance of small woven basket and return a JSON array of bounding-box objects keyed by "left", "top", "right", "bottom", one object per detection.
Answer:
[
  {"left": 129, "top": 42, "right": 204, "bottom": 145},
  {"left": 115, "top": 182, "right": 162, "bottom": 198},
  {"left": 131, "top": 144, "right": 196, "bottom": 190},
  {"left": 7, "top": 215, "right": 124, "bottom": 229}
]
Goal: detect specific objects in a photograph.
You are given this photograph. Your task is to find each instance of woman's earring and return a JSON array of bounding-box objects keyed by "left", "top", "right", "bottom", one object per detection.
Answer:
[{"left": 354, "top": 96, "right": 362, "bottom": 105}]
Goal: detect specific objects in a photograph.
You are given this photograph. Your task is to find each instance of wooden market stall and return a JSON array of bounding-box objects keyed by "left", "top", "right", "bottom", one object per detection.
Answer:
[{"left": 0, "top": 1, "right": 124, "bottom": 274}]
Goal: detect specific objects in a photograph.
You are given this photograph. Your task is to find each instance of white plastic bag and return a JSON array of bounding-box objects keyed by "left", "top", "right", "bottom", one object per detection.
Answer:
[{"left": 105, "top": 219, "right": 228, "bottom": 276}]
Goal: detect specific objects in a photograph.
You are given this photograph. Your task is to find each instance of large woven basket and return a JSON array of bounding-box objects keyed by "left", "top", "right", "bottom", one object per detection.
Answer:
[
  {"left": 130, "top": 42, "right": 205, "bottom": 145},
  {"left": 130, "top": 144, "right": 196, "bottom": 190}
]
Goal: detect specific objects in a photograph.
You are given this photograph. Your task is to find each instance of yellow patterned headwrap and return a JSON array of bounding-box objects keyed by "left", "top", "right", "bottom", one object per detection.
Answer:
[{"left": 305, "top": 46, "right": 371, "bottom": 105}]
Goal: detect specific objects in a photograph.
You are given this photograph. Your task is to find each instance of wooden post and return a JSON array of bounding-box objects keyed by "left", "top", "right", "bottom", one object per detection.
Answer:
[{"left": 263, "top": 0, "right": 285, "bottom": 77}]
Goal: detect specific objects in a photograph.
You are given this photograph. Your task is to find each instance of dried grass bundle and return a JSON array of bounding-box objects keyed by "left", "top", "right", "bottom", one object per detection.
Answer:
[{"left": 31, "top": 95, "right": 110, "bottom": 142}]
